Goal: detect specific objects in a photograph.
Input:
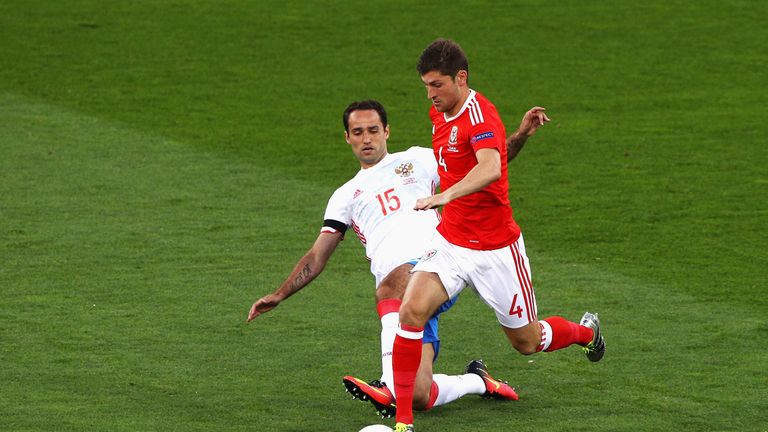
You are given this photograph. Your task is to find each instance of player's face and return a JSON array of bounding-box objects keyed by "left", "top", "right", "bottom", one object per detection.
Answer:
[
  {"left": 421, "top": 70, "right": 468, "bottom": 117},
  {"left": 345, "top": 109, "right": 390, "bottom": 169}
]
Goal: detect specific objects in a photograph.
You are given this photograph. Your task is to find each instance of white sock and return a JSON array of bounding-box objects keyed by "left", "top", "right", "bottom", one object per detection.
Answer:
[
  {"left": 539, "top": 320, "right": 553, "bottom": 352},
  {"left": 379, "top": 311, "right": 398, "bottom": 392},
  {"left": 431, "top": 373, "right": 486, "bottom": 407}
]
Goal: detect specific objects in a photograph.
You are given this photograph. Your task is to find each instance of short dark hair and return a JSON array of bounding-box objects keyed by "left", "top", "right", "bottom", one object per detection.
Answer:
[
  {"left": 417, "top": 38, "right": 469, "bottom": 79},
  {"left": 342, "top": 100, "right": 388, "bottom": 132}
]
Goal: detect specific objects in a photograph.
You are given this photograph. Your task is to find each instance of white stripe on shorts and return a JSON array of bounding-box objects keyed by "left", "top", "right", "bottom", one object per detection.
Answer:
[{"left": 510, "top": 242, "right": 536, "bottom": 322}]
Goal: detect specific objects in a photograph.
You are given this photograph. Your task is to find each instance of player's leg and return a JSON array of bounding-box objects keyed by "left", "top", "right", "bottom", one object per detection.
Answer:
[
  {"left": 376, "top": 263, "right": 412, "bottom": 302},
  {"left": 475, "top": 235, "right": 604, "bottom": 359},
  {"left": 393, "top": 270, "right": 449, "bottom": 426},
  {"left": 343, "top": 339, "right": 438, "bottom": 418},
  {"left": 341, "top": 322, "right": 442, "bottom": 418},
  {"left": 345, "top": 347, "right": 517, "bottom": 418},
  {"left": 393, "top": 232, "right": 469, "bottom": 428},
  {"left": 501, "top": 321, "right": 541, "bottom": 355},
  {"left": 501, "top": 315, "right": 600, "bottom": 357},
  {"left": 340, "top": 263, "right": 413, "bottom": 419},
  {"left": 415, "top": 344, "right": 517, "bottom": 409},
  {"left": 345, "top": 291, "right": 516, "bottom": 419},
  {"left": 416, "top": 297, "right": 515, "bottom": 407},
  {"left": 508, "top": 236, "right": 602, "bottom": 358},
  {"left": 412, "top": 310, "right": 479, "bottom": 411},
  {"left": 412, "top": 343, "right": 435, "bottom": 411},
  {"left": 375, "top": 263, "right": 413, "bottom": 387},
  {"left": 342, "top": 270, "right": 455, "bottom": 418}
]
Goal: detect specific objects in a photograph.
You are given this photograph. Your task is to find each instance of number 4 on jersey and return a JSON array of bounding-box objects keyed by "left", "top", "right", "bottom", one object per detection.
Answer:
[
  {"left": 438, "top": 146, "right": 448, "bottom": 172},
  {"left": 376, "top": 188, "right": 401, "bottom": 216}
]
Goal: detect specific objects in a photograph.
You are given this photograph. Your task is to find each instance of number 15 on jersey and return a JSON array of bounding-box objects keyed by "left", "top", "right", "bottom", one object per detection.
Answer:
[{"left": 376, "top": 188, "right": 401, "bottom": 216}]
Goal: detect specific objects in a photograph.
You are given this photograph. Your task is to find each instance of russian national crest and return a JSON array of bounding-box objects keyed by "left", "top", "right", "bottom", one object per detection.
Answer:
[{"left": 395, "top": 162, "right": 414, "bottom": 177}]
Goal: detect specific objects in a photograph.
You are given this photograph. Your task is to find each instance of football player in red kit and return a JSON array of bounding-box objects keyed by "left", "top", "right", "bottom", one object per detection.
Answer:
[{"left": 390, "top": 39, "right": 605, "bottom": 432}]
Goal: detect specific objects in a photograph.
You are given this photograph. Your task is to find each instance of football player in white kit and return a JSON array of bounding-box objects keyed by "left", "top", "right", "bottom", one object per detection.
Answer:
[{"left": 247, "top": 100, "right": 547, "bottom": 417}]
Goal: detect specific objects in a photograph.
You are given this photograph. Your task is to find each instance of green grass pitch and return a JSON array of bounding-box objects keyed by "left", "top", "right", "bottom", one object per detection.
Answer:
[{"left": 1, "top": 1, "right": 766, "bottom": 431}]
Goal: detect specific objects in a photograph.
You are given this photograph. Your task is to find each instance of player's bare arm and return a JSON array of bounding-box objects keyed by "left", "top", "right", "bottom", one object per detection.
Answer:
[
  {"left": 414, "top": 148, "right": 501, "bottom": 210},
  {"left": 246, "top": 231, "right": 342, "bottom": 322},
  {"left": 507, "top": 107, "right": 550, "bottom": 161}
]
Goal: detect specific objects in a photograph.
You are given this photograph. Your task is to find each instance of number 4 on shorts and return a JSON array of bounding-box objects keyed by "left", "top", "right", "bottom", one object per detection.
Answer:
[{"left": 509, "top": 293, "right": 523, "bottom": 318}]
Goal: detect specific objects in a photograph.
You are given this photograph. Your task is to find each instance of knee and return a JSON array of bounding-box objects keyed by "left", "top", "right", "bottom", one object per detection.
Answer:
[
  {"left": 375, "top": 280, "right": 401, "bottom": 303},
  {"left": 512, "top": 339, "right": 540, "bottom": 355},
  {"left": 412, "top": 383, "right": 432, "bottom": 411},
  {"left": 503, "top": 322, "right": 542, "bottom": 355},
  {"left": 413, "top": 392, "right": 430, "bottom": 411},
  {"left": 398, "top": 302, "right": 429, "bottom": 327}
]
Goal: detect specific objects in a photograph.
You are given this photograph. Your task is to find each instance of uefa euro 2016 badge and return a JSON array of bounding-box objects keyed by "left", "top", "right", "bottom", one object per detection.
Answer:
[
  {"left": 395, "top": 162, "right": 414, "bottom": 177},
  {"left": 449, "top": 125, "right": 458, "bottom": 144}
]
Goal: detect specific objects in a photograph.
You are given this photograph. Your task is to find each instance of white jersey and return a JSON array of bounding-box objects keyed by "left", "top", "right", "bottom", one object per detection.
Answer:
[{"left": 322, "top": 147, "right": 441, "bottom": 287}]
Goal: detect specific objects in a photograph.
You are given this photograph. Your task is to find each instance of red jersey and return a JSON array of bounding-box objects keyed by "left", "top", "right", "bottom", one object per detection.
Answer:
[{"left": 430, "top": 90, "right": 520, "bottom": 250}]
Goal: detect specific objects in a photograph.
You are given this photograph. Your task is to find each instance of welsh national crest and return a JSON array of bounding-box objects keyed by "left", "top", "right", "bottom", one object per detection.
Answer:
[
  {"left": 449, "top": 125, "right": 459, "bottom": 145},
  {"left": 395, "top": 162, "right": 414, "bottom": 177}
]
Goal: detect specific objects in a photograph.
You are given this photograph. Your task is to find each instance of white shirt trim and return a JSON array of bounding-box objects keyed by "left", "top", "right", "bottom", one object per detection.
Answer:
[{"left": 443, "top": 89, "right": 477, "bottom": 123}]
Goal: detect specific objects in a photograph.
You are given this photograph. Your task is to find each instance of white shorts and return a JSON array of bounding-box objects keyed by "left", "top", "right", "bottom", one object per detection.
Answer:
[{"left": 413, "top": 231, "right": 538, "bottom": 329}]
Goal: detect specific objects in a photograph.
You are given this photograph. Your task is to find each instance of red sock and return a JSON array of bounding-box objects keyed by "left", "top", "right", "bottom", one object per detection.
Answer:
[
  {"left": 392, "top": 324, "right": 423, "bottom": 425},
  {"left": 423, "top": 380, "right": 440, "bottom": 411},
  {"left": 376, "top": 298, "right": 402, "bottom": 318},
  {"left": 541, "top": 316, "right": 594, "bottom": 352}
]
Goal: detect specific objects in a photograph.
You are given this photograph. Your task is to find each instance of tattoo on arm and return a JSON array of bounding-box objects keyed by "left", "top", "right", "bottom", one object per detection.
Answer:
[
  {"left": 507, "top": 133, "right": 528, "bottom": 162},
  {"left": 289, "top": 263, "right": 312, "bottom": 292}
]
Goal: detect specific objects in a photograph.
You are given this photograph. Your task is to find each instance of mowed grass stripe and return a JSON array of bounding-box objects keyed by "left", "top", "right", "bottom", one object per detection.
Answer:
[{"left": 0, "top": 93, "right": 370, "bottom": 430}]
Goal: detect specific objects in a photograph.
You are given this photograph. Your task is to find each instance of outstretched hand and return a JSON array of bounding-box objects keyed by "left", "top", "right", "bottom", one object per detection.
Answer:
[
  {"left": 247, "top": 294, "right": 282, "bottom": 322},
  {"left": 518, "top": 106, "right": 550, "bottom": 137},
  {"left": 414, "top": 193, "right": 449, "bottom": 210}
]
